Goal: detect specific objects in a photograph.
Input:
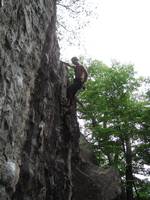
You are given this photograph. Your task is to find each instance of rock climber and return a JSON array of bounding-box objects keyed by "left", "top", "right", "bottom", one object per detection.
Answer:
[{"left": 63, "top": 57, "right": 88, "bottom": 106}]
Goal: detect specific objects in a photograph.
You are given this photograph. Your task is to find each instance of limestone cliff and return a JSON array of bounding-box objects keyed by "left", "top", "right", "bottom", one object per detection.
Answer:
[{"left": 0, "top": 1, "right": 121, "bottom": 200}]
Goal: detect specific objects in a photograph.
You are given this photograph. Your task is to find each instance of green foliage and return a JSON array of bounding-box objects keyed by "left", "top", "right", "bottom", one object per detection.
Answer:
[
  {"left": 78, "top": 59, "right": 150, "bottom": 199},
  {"left": 137, "top": 181, "right": 150, "bottom": 200}
]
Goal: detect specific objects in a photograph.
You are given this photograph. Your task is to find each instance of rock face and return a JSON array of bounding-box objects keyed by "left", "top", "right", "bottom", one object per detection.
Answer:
[
  {"left": 73, "top": 135, "right": 122, "bottom": 200},
  {"left": 0, "top": 1, "right": 121, "bottom": 200}
]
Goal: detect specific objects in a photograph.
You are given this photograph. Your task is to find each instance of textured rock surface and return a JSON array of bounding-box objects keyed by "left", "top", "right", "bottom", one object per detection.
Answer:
[
  {"left": 73, "top": 135, "right": 122, "bottom": 200},
  {"left": 73, "top": 163, "right": 122, "bottom": 200},
  {"left": 0, "top": 1, "right": 78, "bottom": 199},
  {"left": 0, "top": 1, "right": 121, "bottom": 200}
]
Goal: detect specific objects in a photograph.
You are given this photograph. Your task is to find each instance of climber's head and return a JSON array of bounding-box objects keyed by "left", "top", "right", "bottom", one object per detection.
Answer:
[{"left": 71, "top": 57, "right": 79, "bottom": 65}]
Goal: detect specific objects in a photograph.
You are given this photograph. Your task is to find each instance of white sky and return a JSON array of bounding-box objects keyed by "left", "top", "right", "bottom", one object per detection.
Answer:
[
  {"left": 63, "top": 1, "right": 150, "bottom": 180},
  {"left": 61, "top": 0, "right": 150, "bottom": 77}
]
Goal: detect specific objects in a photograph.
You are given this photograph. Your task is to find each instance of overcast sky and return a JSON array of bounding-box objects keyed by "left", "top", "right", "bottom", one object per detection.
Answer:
[
  {"left": 63, "top": 0, "right": 150, "bottom": 180},
  {"left": 62, "top": 0, "right": 150, "bottom": 77}
]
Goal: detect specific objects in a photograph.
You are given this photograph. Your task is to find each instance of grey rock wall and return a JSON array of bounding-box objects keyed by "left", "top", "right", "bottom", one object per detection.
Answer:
[
  {"left": 73, "top": 134, "right": 122, "bottom": 200},
  {"left": 0, "top": 1, "right": 78, "bottom": 199},
  {"left": 0, "top": 1, "right": 121, "bottom": 200}
]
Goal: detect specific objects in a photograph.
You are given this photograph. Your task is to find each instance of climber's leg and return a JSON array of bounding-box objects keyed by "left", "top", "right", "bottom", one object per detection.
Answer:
[{"left": 67, "top": 79, "right": 82, "bottom": 106}]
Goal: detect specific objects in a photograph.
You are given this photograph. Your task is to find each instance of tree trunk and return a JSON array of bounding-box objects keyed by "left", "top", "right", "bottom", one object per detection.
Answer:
[{"left": 125, "top": 137, "right": 134, "bottom": 200}]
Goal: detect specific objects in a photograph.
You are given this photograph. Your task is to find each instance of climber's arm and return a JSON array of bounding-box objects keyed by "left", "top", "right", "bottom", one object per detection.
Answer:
[{"left": 62, "top": 61, "right": 75, "bottom": 69}]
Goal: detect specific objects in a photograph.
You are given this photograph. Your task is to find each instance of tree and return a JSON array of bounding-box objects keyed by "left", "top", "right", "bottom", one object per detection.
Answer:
[
  {"left": 56, "top": 0, "right": 98, "bottom": 50},
  {"left": 78, "top": 60, "right": 150, "bottom": 200}
]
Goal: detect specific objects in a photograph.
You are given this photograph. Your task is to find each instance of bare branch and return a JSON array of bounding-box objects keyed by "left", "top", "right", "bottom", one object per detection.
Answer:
[{"left": 57, "top": 3, "right": 79, "bottom": 14}]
